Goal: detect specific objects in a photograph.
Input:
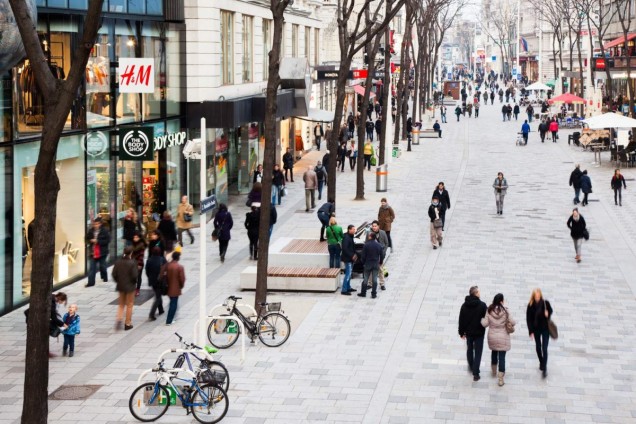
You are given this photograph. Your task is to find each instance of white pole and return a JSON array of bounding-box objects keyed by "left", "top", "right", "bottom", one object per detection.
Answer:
[
  {"left": 199, "top": 118, "right": 207, "bottom": 346},
  {"left": 538, "top": 22, "right": 543, "bottom": 83},
  {"left": 516, "top": 0, "right": 521, "bottom": 79}
]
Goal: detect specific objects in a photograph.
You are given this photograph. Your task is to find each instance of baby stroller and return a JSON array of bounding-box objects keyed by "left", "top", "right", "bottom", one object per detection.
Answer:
[{"left": 516, "top": 132, "right": 525, "bottom": 146}]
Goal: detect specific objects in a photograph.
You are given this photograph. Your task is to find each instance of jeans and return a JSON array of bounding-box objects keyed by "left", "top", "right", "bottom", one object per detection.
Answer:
[
  {"left": 316, "top": 136, "right": 321, "bottom": 150},
  {"left": 364, "top": 154, "right": 372, "bottom": 170},
  {"left": 491, "top": 350, "right": 506, "bottom": 373},
  {"left": 166, "top": 296, "right": 179, "bottom": 324},
  {"left": 367, "top": 130, "right": 374, "bottom": 141},
  {"left": 178, "top": 228, "right": 194, "bottom": 246},
  {"left": 328, "top": 244, "right": 341, "bottom": 268},
  {"left": 495, "top": 193, "right": 505, "bottom": 213},
  {"left": 534, "top": 329, "right": 550, "bottom": 370},
  {"left": 219, "top": 239, "right": 229, "bottom": 258},
  {"left": 528, "top": 113, "right": 533, "bottom": 122},
  {"left": 466, "top": 336, "right": 484, "bottom": 377},
  {"left": 272, "top": 185, "right": 282, "bottom": 205},
  {"left": 305, "top": 189, "right": 315, "bottom": 210},
  {"left": 285, "top": 168, "right": 294, "bottom": 182},
  {"left": 349, "top": 156, "right": 357, "bottom": 170},
  {"left": 149, "top": 285, "right": 164, "bottom": 317},
  {"left": 318, "top": 212, "right": 330, "bottom": 240},
  {"left": 87, "top": 256, "right": 107, "bottom": 286},
  {"left": 573, "top": 187, "right": 581, "bottom": 204},
  {"left": 317, "top": 180, "right": 325, "bottom": 200},
  {"left": 116, "top": 291, "right": 135, "bottom": 326},
  {"left": 339, "top": 156, "right": 346, "bottom": 171},
  {"left": 573, "top": 237, "right": 583, "bottom": 256},
  {"left": 361, "top": 266, "right": 379, "bottom": 296},
  {"left": 63, "top": 334, "right": 75, "bottom": 352},
  {"left": 441, "top": 114, "right": 447, "bottom": 123},
  {"left": 614, "top": 187, "right": 622, "bottom": 204},
  {"left": 341, "top": 262, "right": 353, "bottom": 293},
  {"left": 502, "top": 113, "right": 506, "bottom": 122}
]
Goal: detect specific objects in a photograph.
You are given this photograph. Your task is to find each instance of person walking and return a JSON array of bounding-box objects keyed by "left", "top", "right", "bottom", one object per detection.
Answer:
[
  {"left": 337, "top": 142, "right": 347, "bottom": 172},
  {"left": 526, "top": 104, "right": 534, "bottom": 122},
  {"left": 85, "top": 217, "right": 110, "bottom": 287},
  {"left": 357, "top": 232, "right": 384, "bottom": 299},
  {"left": 513, "top": 103, "right": 520, "bottom": 120},
  {"left": 247, "top": 182, "right": 262, "bottom": 207},
  {"left": 326, "top": 217, "right": 344, "bottom": 269},
  {"left": 377, "top": 198, "right": 396, "bottom": 250},
  {"left": 611, "top": 168, "right": 627, "bottom": 206},
  {"left": 440, "top": 105, "right": 447, "bottom": 123},
  {"left": 474, "top": 101, "right": 480, "bottom": 118},
  {"left": 317, "top": 199, "right": 335, "bottom": 242},
  {"left": 481, "top": 293, "right": 515, "bottom": 386},
  {"left": 521, "top": 119, "right": 531, "bottom": 145},
  {"left": 500, "top": 104, "right": 507, "bottom": 122},
  {"left": 61, "top": 304, "right": 80, "bottom": 357},
  {"left": 340, "top": 225, "right": 358, "bottom": 296},
  {"left": 314, "top": 122, "right": 324, "bottom": 150},
  {"left": 347, "top": 140, "right": 358, "bottom": 170},
  {"left": 363, "top": 140, "right": 374, "bottom": 171},
  {"left": 432, "top": 182, "right": 451, "bottom": 229},
  {"left": 526, "top": 288, "right": 553, "bottom": 378},
  {"left": 458, "top": 285, "right": 488, "bottom": 382},
  {"left": 322, "top": 150, "right": 331, "bottom": 174},
  {"left": 506, "top": 104, "right": 512, "bottom": 121},
  {"left": 347, "top": 112, "right": 355, "bottom": 139},
  {"left": 303, "top": 166, "right": 317, "bottom": 212},
  {"left": 271, "top": 164, "right": 286, "bottom": 205},
  {"left": 244, "top": 204, "right": 261, "bottom": 260},
  {"left": 158, "top": 211, "right": 177, "bottom": 252},
  {"left": 375, "top": 117, "right": 382, "bottom": 141},
  {"left": 490, "top": 91, "right": 495, "bottom": 105},
  {"left": 176, "top": 195, "right": 195, "bottom": 246},
  {"left": 366, "top": 119, "right": 375, "bottom": 141},
  {"left": 549, "top": 118, "right": 559, "bottom": 142},
  {"left": 282, "top": 148, "right": 294, "bottom": 182},
  {"left": 538, "top": 119, "right": 548, "bottom": 143},
  {"left": 466, "top": 102, "right": 473, "bottom": 118},
  {"left": 493, "top": 172, "right": 508, "bottom": 215},
  {"left": 147, "top": 229, "right": 165, "bottom": 257},
  {"left": 314, "top": 160, "right": 328, "bottom": 201},
  {"left": 112, "top": 246, "right": 138, "bottom": 331},
  {"left": 165, "top": 251, "right": 185, "bottom": 326},
  {"left": 213, "top": 203, "right": 233, "bottom": 262},
  {"left": 131, "top": 232, "right": 147, "bottom": 296},
  {"left": 368, "top": 221, "right": 389, "bottom": 290},
  {"left": 428, "top": 196, "right": 445, "bottom": 249},
  {"left": 146, "top": 246, "right": 167, "bottom": 320},
  {"left": 569, "top": 164, "right": 583, "bottom": 205},
  {"left": 580, "top": 170, "right": 592, "bottom": 206},
  {"left": 252, "top": 164, "right": 263, "bottom": 184},
  {"left": 455, "top": 104, "right": 462, "bottom": 121},
  {"left": 567, "top": 208, "right": 587, "bottom": 263}
]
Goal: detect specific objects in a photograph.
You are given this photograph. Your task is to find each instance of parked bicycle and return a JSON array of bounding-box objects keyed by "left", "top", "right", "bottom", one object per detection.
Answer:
[
  {"left": 172, "top": 333, "right": 230, "bottom": 392},
  {"left": 207, "top": 296, "right": 291, "bottom": 348},
  {"left": 129, "top": 359, "right": 228, "bottom": 423}
]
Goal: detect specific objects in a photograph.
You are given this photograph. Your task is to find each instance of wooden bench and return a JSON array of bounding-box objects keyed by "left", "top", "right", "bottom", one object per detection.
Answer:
[
  {"left": 239, "top": 266, "right": 341, "bottom": 292},
  {"left": 420, "top": 129, "right": 439, "bottom": 138},
  {"left": 269, "top": 238, "right": 329, "bottom": 267}
]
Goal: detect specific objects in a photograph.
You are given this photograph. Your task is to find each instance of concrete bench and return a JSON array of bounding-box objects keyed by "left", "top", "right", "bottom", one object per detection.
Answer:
[
  {"left": 239, "top": 266, "right": 340, "bottom": 292},
  {"left": 268, "top": 238, "right": 329, "bottom": 267},
  {"left": 420, "top": 129, "right": 439, "bottom": 138}
]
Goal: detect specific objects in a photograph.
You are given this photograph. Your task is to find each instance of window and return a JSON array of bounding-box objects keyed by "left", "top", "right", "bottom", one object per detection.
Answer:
[
  {"left": 221, "top": 11, "right": 234, "bottom": 85},
  {"left": 262, "top": 19, "right": 271, "bottom": 80},
  {"left": 314, "top": 28, "right": 320, "bottom": 66},
  {"left": 305, "top": 27, "right": 311, "bottom": 64},
  {"left": 242, "top": 15, "right": 253, "bottom": 83},
  {"left": 292, "top": 24, "right": 299, "bottom": 57},
  {"left": 281, "top": 23, "right": 286, "bottom": 57}
]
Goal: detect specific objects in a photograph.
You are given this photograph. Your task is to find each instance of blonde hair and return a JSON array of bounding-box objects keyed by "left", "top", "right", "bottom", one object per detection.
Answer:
[
  {"left": 528, "top": 288, "right": 543, "bottom": 306},
  {"left": 329, "top": 217, "right": 337, "bottom": 226}
]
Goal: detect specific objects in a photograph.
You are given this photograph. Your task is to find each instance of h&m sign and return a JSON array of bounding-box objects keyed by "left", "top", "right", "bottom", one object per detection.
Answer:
[{"left": 118, "top": 58, "right": 155, "bottom": 93}]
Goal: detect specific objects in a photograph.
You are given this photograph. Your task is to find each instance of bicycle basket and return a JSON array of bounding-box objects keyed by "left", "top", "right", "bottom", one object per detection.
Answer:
[
  {"left": 267, "top": 302, "right": 281, "bottom": 312},
  {"left": 197, "top": 369, "right": 227, "bottom": 386}
]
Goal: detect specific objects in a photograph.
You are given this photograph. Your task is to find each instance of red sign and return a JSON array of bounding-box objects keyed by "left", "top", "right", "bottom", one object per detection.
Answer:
[
  {"left": 352, "top": 69, "right": 368, "bottom": 79},
  {"left": 595, "top": 58, "right": 606, "bottom": 70},
  {"left": 119, "top": 58, "right": 155, "bottom": 93}
]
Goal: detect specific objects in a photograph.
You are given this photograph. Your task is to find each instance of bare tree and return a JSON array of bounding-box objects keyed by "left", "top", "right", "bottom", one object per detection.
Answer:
[
  {"left": 529, "top": 0, "right": 566, "bottom": 88},
  {"left": 393, "top": 3, "right": 414, "bottom": 147},
  {"left": 254, "top": 0, "right": 293, "bottom": 309},
  {"left": 8, "top": 1, "right": 105, "bottom": 423},
  {"left": 615, "top": 0, "right": 635, "bottom": 117},
  {"left": 481, "top": 0, "right": 518, "bottom": 75}
]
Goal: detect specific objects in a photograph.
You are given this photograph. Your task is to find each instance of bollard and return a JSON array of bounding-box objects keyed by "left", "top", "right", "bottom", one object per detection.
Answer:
[
  {"left": 376, "top": 164, "right": 388, "bottom": 192},
  {"left": 412, "top": 130, "right": 420, "bottom": 145}
]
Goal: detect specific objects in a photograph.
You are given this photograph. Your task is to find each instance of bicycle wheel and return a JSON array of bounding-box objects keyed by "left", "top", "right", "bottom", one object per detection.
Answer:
[
  {"left": 129, "top": 382, "right": 170, "bottom": 422},
  {"left": 257, "top": 312, "right": 291, "bottom": 347},
  {"left": 202, "top": 360, "right": 230, "bottom": 392},
  {"left": 207, "top": 314, "right": 240, "bottom": 349},
  {"left": 190, "top": 384, "right": 229, "bottom": 424}
]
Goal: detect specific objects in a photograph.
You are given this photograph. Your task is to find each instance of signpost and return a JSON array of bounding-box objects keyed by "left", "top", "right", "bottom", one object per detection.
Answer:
[{"left": 200, "top": 195, "right": 217, "bottom": 214}]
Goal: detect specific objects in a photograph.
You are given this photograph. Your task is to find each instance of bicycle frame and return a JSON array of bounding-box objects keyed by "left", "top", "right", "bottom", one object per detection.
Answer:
[
  {"left": 149, "top": 369, "right": 211, "bottom": 409},
  {"left": 137, "top": 348, "right": 215, "bottom": 386}
]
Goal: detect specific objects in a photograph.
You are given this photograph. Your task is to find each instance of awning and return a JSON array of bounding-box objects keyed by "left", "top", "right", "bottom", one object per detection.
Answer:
[
  {"left": 603, "top": 33, "right": 636, "bottom": 49},
  {"left": 294, "top": 108, "right": 335, "bottom": 123},
  {"left": 352, "top": 84, "right": 376, "bottom": 98}
]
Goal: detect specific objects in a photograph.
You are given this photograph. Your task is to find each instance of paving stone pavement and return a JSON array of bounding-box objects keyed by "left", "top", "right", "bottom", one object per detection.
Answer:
[{"left": 1, "top": 101, "right": 636, "bottom": 424}]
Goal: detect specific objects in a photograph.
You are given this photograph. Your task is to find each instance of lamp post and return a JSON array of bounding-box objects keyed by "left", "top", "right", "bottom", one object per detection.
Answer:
[{"left": 515, "top": 0, "right": 521, "bottom": 80}]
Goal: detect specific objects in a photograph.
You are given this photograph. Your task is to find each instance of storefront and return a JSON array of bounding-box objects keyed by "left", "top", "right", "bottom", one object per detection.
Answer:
[{"left": 0, "top": 6, "right": 186, "bottom": 316}]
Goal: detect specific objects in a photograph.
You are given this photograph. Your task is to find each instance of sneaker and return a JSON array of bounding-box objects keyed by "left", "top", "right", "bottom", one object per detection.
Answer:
[
  {"left": 473, "top": 375, "right": 480, "bottom": 382},
  {"left": 433, "top": 246, "right": 437, "bottom": 249},
  {"left": 371, "top": 294, "right": 377, "bottom": 299},
  {"left": 149, "top": 316, "right": 157, "bottom": 321},
  {"left": 438, "top": 240, "right": 443, "bottom": 247},
  {"left": 124, "top": 324, "right": 133, "bottom": 331},
  {"left": 166, "top": 322, "right": 172, "bottom": 326},
  {"left": 380, "top": 285, "right": 386, "bottom": 291}
]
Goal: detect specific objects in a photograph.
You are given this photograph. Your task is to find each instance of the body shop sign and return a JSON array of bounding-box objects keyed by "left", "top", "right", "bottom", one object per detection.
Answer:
[
  {"left": 119, "top": 127, "right": 154, "bottom": 160},
  {"left": 118, "top": 58, "right": 155, "bottom": 93}
]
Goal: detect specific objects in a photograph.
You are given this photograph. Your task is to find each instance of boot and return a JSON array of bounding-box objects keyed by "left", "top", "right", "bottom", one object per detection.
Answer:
[
  {"left": 491, "top": 365, "right": 497, "bottom": 377},
  {"left": 498, "top": 372, "right": 505, "bottom": 386}
]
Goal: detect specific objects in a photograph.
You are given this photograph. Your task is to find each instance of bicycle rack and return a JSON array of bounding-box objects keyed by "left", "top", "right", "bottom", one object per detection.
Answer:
[
  {"left": 193, "top": 310, "right": 246, "bottom": 362},
  {"left": 137, "top": 349, "right": 203, "bottom": 386}
]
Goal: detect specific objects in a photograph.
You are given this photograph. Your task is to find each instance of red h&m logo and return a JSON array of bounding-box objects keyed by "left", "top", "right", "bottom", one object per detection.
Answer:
[{"left": 118, "top": 58, "right": 155, "bottom": 93}]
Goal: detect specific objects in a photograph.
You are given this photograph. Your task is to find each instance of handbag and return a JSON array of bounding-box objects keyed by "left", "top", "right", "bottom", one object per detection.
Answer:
[
  {"left": 211, "top": 228, "right": 219, "bottom": 241},
  {"left": 504, "top": 309, "right": 515, "bottom": 334},
  {"left": 547, "top": 319, "right": 558, "bottom": 339},
  {"left": 433, "top": 219, "right": 443, "bottom": 229},
  {"left": 281, "top": 186, "right": 287, "bottom": 197},
  {"left": 370, "top": 155, "right": 377, "bottom": 166},
  {"left": 582, "top": 228, "right": 589, "bottom": 241},
  {"left": 184, "top": 213, "right": 192, "bottom": 223},
  {"left": 49, "top": 322, "right": 61, "bottom": 338}
]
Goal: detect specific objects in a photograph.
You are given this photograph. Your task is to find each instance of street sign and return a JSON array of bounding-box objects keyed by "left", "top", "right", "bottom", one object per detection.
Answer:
[
  {"left": 352, "top": 69, "right": 368, "bottom": 79},
  {"left": 492, "top": 56, "right": 497, "bottom": 61},
  {"left": 200, "top": 195, "right": 217, "bottom": 214},
  {"left": 316, "top": 70, "right": 340, "bottom": 80},
  {"left": 316, "top": 69, "right": 382, "bottom": 80}
]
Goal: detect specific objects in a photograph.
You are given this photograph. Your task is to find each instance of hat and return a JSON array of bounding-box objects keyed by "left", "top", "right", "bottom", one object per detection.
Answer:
[
  {"left": 174, "top": 245, "right": 182, "bottom": 253},
  {"left": 252, "top": 202, "right": 261, "bottom": 208}
]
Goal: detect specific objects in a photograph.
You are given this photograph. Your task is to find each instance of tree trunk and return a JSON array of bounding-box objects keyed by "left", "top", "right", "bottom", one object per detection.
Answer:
[
  {"left": 379, "top": 23, "right": 391, "bottom": 163},
  {"left": 8, "top": 1, "right": 105, "bottom": 423}
]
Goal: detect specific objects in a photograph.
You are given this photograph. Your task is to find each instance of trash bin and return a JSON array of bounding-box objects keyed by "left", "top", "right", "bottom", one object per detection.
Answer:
[
  {"left": 376, "top": 164, "right": 388, "bottom": 192},
  {"left": 412, "top": 130, "right": 420, "bottom": 145},
  {"left": 392, "top": 146, "right": 401, "bottom": 158}
]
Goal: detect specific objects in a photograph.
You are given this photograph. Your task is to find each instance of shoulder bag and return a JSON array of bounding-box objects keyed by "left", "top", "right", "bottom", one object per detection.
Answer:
[
  {"left": 546, "top": 301, "right": 558, "bottom": 339},
  {"left": 504, "top": 309, "right": 515, "bottom": 334},
  {"left": 328, "top": 226, "right": 342, "bottom": 248}
]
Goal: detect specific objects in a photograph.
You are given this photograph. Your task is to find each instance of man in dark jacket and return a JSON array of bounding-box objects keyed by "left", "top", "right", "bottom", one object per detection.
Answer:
[
  {"left": 282, "top": 148, "right": 294, "bottom": 182},
  {"left": 86, "top": 217, "right": 111, "bottom": 287},
  {"left": 146, "top": 247, "right": 167, "bottom": 320},
  {"left": 340, "top": 225, "right": 358, "bottom": 296},
  {"left": 375, "top": 117, "right": 382, "bottom": 140},
  {"left": 569, "top": 164, "right": 583, "bottom": 205},
  {"left": 366, "top": 119, "right": 375, "bottom": 141},
  {"left": 580, "top": 170, "right": 592, "bottom": 206},
  {"left": 112, "top": 247, "right": 138, "bottom": 330},
  {"left": 458, "top": 285, "right": 488, "bottom": 381},
  {"left": 357, "top": 232, "right": 384, "bottom": 299},
  {"left": 432, "top": 182, "right": 451, "bottom": 228},
  {"left": 317, "top": 199, "right": 335, "bottom": 241}
]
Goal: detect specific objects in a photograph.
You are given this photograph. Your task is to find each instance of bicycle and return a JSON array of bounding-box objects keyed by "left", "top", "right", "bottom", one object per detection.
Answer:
[
  {"left": 207, "top": 296, "right": 291, "bottom": 349},
  {"left": 129, "top": 360, "right": 228, "bottom": 423},
  {"left": 172, "top": 333, "right": 230, "bottom": 392}
]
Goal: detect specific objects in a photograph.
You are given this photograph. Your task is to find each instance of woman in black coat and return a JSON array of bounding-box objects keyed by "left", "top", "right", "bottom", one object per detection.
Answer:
[
  {"left": 157, "top": 212, "right": 177, "bottom": 251},
  {"left": 526, "top": 288, "right": 553, "bottom": 378},
  {"left": 213, "top": 204, "right": 234, "bottom": 262},
  {"left": 146, "top": 247, "right": 167, "bottom": 320},
  {"left": 567, "top": 208, "right": 587, "bottom": 263},
  {"left": 244, "top": 204, "right": 261, "bottom": 260}
]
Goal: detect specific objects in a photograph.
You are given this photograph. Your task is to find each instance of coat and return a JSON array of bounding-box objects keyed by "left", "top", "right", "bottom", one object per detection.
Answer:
[
  {"left": 611, "top": 174, "right": 626, "bottom": 190},
  {"left": 580, "top": 175, "right": 592, "bottom": 194},
  {"left": 176, "top": 203, "right": 194, "bottom": 230},
  {"left": 303, "top": 170, "right": 318, "bottom": 190},
  {"left": 62, "top": 313, "right": 81, "bottom": 336},
  {"left": 526, "top": 299, "right": 553, "bottom": 335},
  {"left": 122, "top": 218, "right": 137, "bottom": 242},
  {"left": 283, "top": 152, "right": 294, "bottom": 170},
  {"left": 213, "top": 209, "right": 234, "bottom": 241},
  {"left": 112, "top": 256, "right": 138, "bottom": 293},
  {"left": 314, "top": 165, "right": 328, "bottom": 182},
  {"left": 567, "top": 215, "right": 587, "bottom": 239},
  {"left": 428, "top": 203, "right": 446, "bottom": 223},
  {"left": 166, "top": 260, "right": 185, "bottom": 297},
  {"left": 569, "top": 168, "right": 583, "bottom": 189},
  {"left": 458, "top": 295, "right": 487, "bottom": 338},
  {"left": 549, "top": 121, "right": 559, "bottom": 132},
  {"left": 341, "top": 232, "right": 357, "bottom": 263},
  {"left": 493, "top": 177, "right": 508, "bottom": 195},
  {"left": 377, "top": 205, "right": 396, "bottom": 231},
  {"left": 432, "top": 188, "right": 451, "bottom": 210},
  {"left": 86, "top": 227, "right": 110, "bottom": 259},
  {"left": 158, "top": 218, "right": 177, "bottom": 242},
  {"left": 131, "top": 239, "right": 147, "bottom": 269},
  {"left": 481, "top": 306, "right": 515, "bottom": 351},
  {"left": 244, "top": 210, "right": 260, "bottom": 236},
  {"left": 361, "top": 239, "right": 384, "bottom": 269},
  {"left": 145, "top": 254, "right": 167, "bottom": 288}
]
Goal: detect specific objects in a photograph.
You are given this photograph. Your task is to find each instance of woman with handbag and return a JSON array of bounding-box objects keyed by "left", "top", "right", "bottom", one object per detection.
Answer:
[
  {"left": 213, "top": 203, "right": 233, "bottom": 262},
  {"left": 567, "top": 208, "right": 587, "bottom": 263},
  {"left": 481, "top": 293, "right": 516, "bottom": 386},
  {"left": 176, "top": 195, "right": 195, "bottom": 246},
  {"left": 526, "top": 288, "right": 553, "bottom": 379},
  {"left": 326, "top": 217, "right": 344, "bottom": 269},
  {"left": 428, "top": 196, "right": 446, "bottom": 249}
]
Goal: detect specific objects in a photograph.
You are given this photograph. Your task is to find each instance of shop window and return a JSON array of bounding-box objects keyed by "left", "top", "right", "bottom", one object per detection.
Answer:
[
  {"left": 220, "top": 11, "right": 234, "bottom": 85},
  {"left": 141, "top": 22, "right": 164, "bottom": 121},
  {"left": 69, "top": 0, "right": 88, "bottom": 9},
  {"left": 165, "top": 120, "right": 186, "bottom": 220},
  {"left": 14, "top": 136, "right": 86, "bottom": 303},
  {"left": 238, "top": 123, "right": 260, "bottom": 194},
  {"left": 0, "top": 147, "right": 12, "bottom": 315},
  {"left": 110, "top": 0, "right": 127, "bottom": 13},
  {"left": 87, "top": 32, "right": 112, "bottom": 129},
  {"left": 115, "top": 20, "right": 142, "bottom": 125},
  {"left": 1, "top": 74, "right": 12, "bottom": 142}
]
